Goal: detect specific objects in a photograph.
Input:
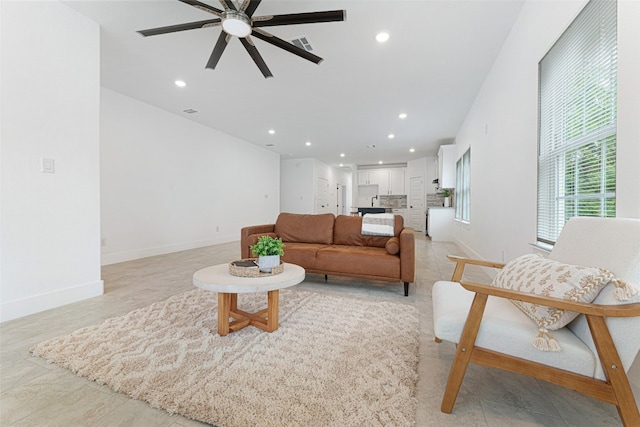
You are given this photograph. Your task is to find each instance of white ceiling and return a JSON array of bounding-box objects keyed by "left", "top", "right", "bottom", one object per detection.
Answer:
[{"left": 65, "top": 0, "right": 524, "bottom": 169}]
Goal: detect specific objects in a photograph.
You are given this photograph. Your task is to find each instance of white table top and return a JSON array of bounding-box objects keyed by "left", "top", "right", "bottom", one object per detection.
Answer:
[{"left": 193, "top": 263, "right": 306, "bottom": 294}]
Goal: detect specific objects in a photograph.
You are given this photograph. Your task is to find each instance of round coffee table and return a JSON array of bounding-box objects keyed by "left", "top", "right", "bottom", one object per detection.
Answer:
[{"left": 193, "top": 263, "right": 305, "bottom": 336}]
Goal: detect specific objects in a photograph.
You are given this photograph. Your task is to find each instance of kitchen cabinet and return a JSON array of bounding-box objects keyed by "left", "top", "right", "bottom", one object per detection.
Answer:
[
  {"left": 358, "top": 170, "right": 372, "bottom": 185},
  {"left": 368, "top": 170, "right": 389, "bottom": 194},
  {"left": 388, "top": 169, "right": 405, "bottom": 195},
  {"left": 437, "top": 145, "right": 457, "bottom": 189},
  {"left": 392, "top": 208, "right": 408, "bottom": 225},
  {"left": 358, "top": 168, "right": 405, "bottom": 195},
  {"left": 428, "top": 207, "right": 454, "bottom": 241}
]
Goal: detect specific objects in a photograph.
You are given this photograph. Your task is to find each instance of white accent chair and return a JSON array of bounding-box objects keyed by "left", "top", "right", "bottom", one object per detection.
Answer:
[{"left": 432, "top": 217, "right": 640, "bottom": 426}]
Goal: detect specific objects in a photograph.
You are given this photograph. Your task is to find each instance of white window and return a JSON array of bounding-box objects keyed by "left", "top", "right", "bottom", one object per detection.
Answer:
[
  {"left": 455, "top": 148, "right": 470, "bottom": 222},
  {"left": 537, "top": 0, "right": 617, "bottom": 245}
]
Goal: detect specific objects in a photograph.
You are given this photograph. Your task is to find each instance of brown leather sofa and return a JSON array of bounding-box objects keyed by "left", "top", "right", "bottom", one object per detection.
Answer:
[{"left": 240, "top": 212, "right": 416, "bottom": 296}]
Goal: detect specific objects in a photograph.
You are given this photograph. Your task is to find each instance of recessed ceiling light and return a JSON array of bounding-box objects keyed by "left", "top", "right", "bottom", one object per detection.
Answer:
[
  {"left": 339, "top": 163, "right": 344, "bottom": 167},
  {"left": 409, "top": 148, "right": 415, "bottom": 153},
  {"left": 378, "top": 161, "right": 384, "bottom": 164},
  {"left": 175, "top": 80, "right": 186, "bottom": 87},
  {"left": 376, "top": 32, "right": 390, "bottom": 43},
  {"left": 388, "top": 134, "right": 395, "bottom": 139},
  {"left": 399, "top": 113, "right": 407, "bottom": 119},
  {"left": 268, "top": 129, "right": 275, "bottom": 135},
  {"left": 340, "top": 153, "right": 345, "bottom": 157},
  {"left": 305, "top": 141, "right": 311, "bottom": 146}
]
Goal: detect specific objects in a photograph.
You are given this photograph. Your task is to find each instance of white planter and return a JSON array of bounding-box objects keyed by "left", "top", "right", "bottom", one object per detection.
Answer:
[
  {"left": 444, "top": 197, "right": 450, "bottom": 207},
  {"left": 258, "top": 255, "right": 280, "bottom": 273}
]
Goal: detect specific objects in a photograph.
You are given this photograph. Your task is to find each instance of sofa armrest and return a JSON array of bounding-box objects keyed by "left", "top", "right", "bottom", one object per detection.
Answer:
[
  {"left": 399, "top": 227, "right": 415, "bottom": 283},
  {"left": 447, "top": 255, "right": 505, "bottom": 282},
  {"left": 459, "top": 280, "right": 640, "bottom": 318},
  {"left": 240, "top": 224, "right": 275, "bottom": 258}
]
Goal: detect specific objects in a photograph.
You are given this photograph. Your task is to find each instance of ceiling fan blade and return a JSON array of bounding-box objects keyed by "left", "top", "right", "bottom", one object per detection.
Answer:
[
  {"left": 219, "top": 0, "right": 237, "bottom": 11},
  {"left": 251, "top": 29, "right": 323, "bottom": 64},
  {"left": 178, "top": 0, "right": 224, "bottom": 17},
  {"left": 240, "top": 36, "right": 273, "bottom": 78},
  {"left": 241, "top": 0, "right": 262, "bottom": 17},
  {"left": 206, "top": 31, "right": 231, "bottom": 70},
  {"left": 253, "top": 10, "right": 345, "bottom": 28},
  {"left": 137, "top": 19, "right": 221, "bottom": 37}
]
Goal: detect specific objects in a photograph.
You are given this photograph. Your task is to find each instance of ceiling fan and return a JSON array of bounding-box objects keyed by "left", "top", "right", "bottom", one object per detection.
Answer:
[{"left": 137, "top": 0, "right": 346, "bottom": 78}]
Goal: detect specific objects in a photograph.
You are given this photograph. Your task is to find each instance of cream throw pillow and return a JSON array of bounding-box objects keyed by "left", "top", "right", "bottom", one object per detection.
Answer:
[{"left": 492, "top": 254, "right": 616, "bottom": 351}]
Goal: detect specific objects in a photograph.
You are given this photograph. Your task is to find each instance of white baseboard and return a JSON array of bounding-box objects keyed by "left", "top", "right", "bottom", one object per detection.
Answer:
[
  {"left": 101, "top": 235, "right": 236, "bottom": 266},
  {"left": 1, "top": 280, "right": 104, "bottom": 323}
]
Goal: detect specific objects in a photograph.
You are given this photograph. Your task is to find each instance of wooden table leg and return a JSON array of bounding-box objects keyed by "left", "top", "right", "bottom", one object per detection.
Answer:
[
  {"left": 218, "top": 290, "right": 280, "bottom": 335},
  {"left": 217, "top": 292, "right": 232, "bottom": 336},
  {"left": 267, "top": 290, "right": 279, "bottom": 332}
]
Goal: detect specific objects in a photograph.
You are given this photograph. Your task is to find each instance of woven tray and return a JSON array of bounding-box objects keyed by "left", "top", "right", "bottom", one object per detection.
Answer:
[{"left": 228, "top": 258, "right": 284, "bottom": 277}]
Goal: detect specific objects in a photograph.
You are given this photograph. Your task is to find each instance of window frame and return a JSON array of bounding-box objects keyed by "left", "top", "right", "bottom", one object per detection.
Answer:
[
  {"left": 455, "top": 147, "right": 471, "bottom": 223},
  {"left": 536, "top": 0, "right": 617, "bottom": 245}
]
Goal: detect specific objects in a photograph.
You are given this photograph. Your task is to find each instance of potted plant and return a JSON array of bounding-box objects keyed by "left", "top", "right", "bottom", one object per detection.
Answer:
[
  {"left": 250, "top": 235, "right": 285, "bottom": 273},
  {"left": 442, "top": 188, "right": 451, "bottom": 207}
]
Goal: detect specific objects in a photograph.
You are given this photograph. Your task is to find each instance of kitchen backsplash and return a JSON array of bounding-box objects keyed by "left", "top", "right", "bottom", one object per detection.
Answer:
[
  {"left": 379, "top": 195, "right": 407, "bottom": 208},
  {"left": 427, "top": 189, "right": 455, "bottom": 208}
]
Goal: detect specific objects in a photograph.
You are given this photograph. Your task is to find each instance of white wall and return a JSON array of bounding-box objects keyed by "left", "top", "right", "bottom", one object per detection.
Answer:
[
  {"left": 1, "top": 2, "right": 102, "bottom": 322},
  {"left": 280, "top": 158, "right": 315, "bottom": 214},
  {"left": 617, "top": 0, "right": 640, "bottom": 218},
  {"left": 100, "top": 88, "right": 280, "bottom": 265},
  {"left": 453, "top": 0, "right": 640, "bottom": 263},
  {"left": 453, "top": 0, "right": 640, "bottom": 386},
  {"left": 280, "top": 158, "right": 350, "bottom": 215}
]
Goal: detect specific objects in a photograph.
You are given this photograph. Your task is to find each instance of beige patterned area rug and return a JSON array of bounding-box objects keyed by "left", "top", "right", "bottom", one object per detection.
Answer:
[{"left": 31, "top": 289, "right": 419, "bottom": 427}]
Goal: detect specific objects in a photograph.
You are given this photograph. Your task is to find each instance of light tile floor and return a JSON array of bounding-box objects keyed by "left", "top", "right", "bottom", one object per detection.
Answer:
[{"left": 1, "top": 233, "right": 637, "bottom": 426}]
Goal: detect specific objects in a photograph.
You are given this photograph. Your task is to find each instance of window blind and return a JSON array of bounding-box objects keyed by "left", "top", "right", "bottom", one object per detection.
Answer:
[{"left": 537, "top": 0, "right": 617, "bottom": 245}]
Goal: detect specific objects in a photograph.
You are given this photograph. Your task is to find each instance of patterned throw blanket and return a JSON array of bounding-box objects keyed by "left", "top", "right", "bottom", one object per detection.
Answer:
[{"left": 361, "top": 213, "right": 395, "bottom": 236}]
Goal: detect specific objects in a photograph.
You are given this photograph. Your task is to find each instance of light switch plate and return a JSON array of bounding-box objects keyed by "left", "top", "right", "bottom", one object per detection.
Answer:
[{"left": 41, "top": 158, "right": 55, "bottom": 173}]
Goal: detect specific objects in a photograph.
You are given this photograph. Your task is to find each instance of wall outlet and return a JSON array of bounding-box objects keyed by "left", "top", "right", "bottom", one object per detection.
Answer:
[
  {"left": 216, "top": 226, "right": 219, "bottom": 232},
  {"left": 101, "top": 237, "right": 107, "bottom": 247},
  {"left": 41, "top": 158, "right": 55, "bottom": 173}
]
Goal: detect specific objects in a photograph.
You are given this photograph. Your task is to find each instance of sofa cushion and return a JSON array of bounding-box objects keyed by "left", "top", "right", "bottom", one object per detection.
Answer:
[
  {"left": 316, "top": 245, "right": 400, "bottom": 279},
  {"left": 492, "top": 254, "right": 614, "bottom": 331},
  {"left": 280, "top": 242, "right": 328, "bottom": 270},
  {"left": 385, "top": 237, "right": 400, "bottom": 255},
  {"left": 275, "top": 213, "right": 335, "bottom": 244},
  {"left": 333, "top": 215, "right": 403, "bottom": 248}
]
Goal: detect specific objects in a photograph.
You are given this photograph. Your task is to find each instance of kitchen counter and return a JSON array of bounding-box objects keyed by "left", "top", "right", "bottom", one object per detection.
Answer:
[{"left": 357, "top": 207, "right": 391, "bottom": 215}]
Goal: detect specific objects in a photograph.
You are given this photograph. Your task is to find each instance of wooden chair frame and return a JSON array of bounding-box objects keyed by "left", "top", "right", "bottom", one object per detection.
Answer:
[{"left": 439, "top": 255, "right": 640, "bottom": 426}]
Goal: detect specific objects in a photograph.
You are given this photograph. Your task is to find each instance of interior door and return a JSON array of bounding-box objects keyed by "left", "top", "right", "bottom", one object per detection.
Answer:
[
  {"left": 336, "top": 184, "right": 346, "bottom": 215},
  {"left": 409, "top": 176, "right": 425, "bottom": 231},
  {"left": 316, "top": 178, "right": 331, "bottom": 214}
]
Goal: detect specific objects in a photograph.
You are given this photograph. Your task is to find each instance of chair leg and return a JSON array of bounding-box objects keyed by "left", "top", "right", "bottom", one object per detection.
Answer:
[
  {"left": 441, "top": 293, "right": 489, "bottom": 413},
  {"left": 324, "top": 274, "right": 328, "bottom": 282},
  {"left": 586, "top": 315, "right": 640, "bottom": 426},
  {"left": 404, "top": 282, "right": 409, "bottom": 296}
]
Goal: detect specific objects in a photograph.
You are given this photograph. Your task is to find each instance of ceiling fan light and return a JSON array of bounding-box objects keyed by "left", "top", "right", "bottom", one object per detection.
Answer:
[{"left": 222, "top": 11, "right": 252, "bottom": 38}]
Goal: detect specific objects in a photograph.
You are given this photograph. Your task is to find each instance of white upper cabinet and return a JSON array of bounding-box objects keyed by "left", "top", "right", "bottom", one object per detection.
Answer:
[
  {"left": 368, "top": 170, "right": 389, "bottom": 194},
  {"left": 358, "top": 168, "right": 405, "bottom": 195},
  {"left": 437, "top": 145, "right": 457, "bottom": 189},
  {"left": 388, "top": 168, "right": 405, "bottom": 195}
]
